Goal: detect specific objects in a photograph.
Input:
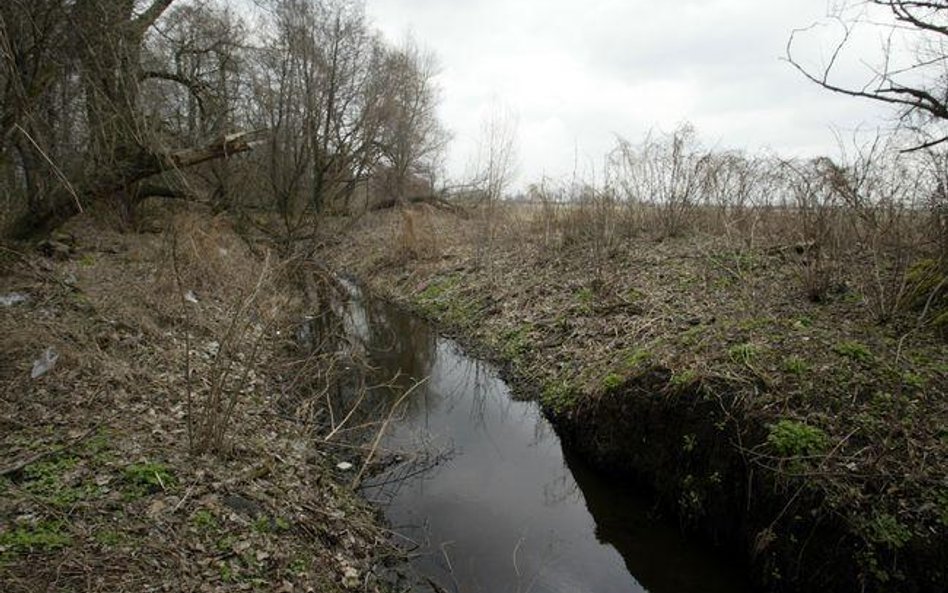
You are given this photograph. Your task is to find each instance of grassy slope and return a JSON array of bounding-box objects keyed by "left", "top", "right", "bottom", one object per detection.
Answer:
[
  {"left": 326, "top": 205, "right": 947, "bottom": 592},
  {"left": 0, "top": 210, "right": 394, "bottom": 593}
]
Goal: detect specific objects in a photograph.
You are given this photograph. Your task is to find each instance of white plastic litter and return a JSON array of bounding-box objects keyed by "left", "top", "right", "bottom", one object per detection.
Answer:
[
  {"left": 184, "top": 290, "right": 199, "bottom": 303},
  {"left": 0, "top": 293, "right": 28, "bottom": 307},
  {"left": 205, "top": 340, "right": 220, "bottom": 357},
  {"left": 336, "top": 461, "right": 353, "bottom": 471},
  {"left": 31, "top": 347, "right": 59, "bottom": 379}
]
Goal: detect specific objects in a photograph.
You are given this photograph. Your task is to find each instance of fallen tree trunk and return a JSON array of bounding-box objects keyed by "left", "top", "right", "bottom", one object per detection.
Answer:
[
  {"left": 11, "top": 130, "right": 267, "bottom": 239},
  {"left": 369, "top": 193, "right": 461, "bottom": 214}
]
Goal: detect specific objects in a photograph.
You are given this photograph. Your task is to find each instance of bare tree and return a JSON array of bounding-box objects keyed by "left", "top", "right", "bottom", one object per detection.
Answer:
[
  {"left": 1, "top": 0, "right": 263, "bottom": 237},
  {"left": 376, "top": 36, "right": 450, "bottom": 204},
  {"left": 246, "top": 0, "right": 389, "bottom": 246},
  {"left": 471, "top": 101, "right": 519, "bottom": 272},
  {"left": 787, "top": 1, "right": 948, "bottom": 150}
]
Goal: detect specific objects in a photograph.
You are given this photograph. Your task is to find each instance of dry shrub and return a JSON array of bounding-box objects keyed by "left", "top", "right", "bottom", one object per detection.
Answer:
[
  {"left": 156, "top": 213, "right": 306, "bottom": 455},
  {"left": 395, "top": 205, "right": 440, "bottom": 261},
  {"left": 183, "top": 253, "right": 287, "bottom": 455},
  {"left": 155, "top": 211, "right": 261, "bottom": 301},
  {"left": 136, "top": 209, "right": 303, "bottom": 455}
]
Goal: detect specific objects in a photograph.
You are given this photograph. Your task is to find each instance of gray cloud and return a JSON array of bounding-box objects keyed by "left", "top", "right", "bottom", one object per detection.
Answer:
[{"left": 367, "top": 0, "right": 896, "bottom": 187}]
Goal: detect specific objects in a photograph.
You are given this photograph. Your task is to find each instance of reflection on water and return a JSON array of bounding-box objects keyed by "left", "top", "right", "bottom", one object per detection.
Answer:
[{"left": 333, "top": 282, "right": 750, "bottom": 593}]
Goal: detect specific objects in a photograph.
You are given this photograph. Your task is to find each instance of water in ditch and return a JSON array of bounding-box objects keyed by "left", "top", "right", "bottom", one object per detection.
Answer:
[{"left": 326, "top": 282, "right": 751, "bottom": 593}]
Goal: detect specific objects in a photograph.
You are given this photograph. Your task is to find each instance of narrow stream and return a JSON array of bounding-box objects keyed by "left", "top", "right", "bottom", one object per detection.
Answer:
[{"left": 328, "top": 282, "right": 751, "bottom": 593}]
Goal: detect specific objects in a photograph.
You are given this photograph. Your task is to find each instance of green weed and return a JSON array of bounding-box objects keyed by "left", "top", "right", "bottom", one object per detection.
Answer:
[
  {"left": 866, "top": 513, "right": 912, "bottom": 549},
  {"left": 767, "top": 420, "right": 828, "bottom": 457},
  {"left": 418, "top": 275, "right": 457, "bottom": 300},
  {"left": 80, "top": 429, "right": 112, "bottom": 460},
  {"left": 682, "top": 433, "right": 697, "bottom": 453},
  {"left": 601, "top": 373, "right": 623, "bottom": 391},
  {"left": 0, "top": 520, "right": 71, "bottom": 557},
  {"left": 670, "top": 368, "right": 698, "bottom": 387},
  {"left": 623, "top": 347, "right": 652, "bottom": 369},
  {"left": 792, "top": 316, "right": 813, "bottom": 329},
  {"left": 575, "top": 287, "right": 595, "bottom": 314},
  {"left": 728, "top": 342, "right": 759, "bottom": 365},
  {"left": 901, "top": 372, "right": 925, "bottom": 389},
  {"left": 679, "top": 325, "right": 707, "bottom": 346},
  {"left": 542, "top": 380, "right": 577, "bottom": 414},
  {"left": 938, "top": 490, "right": 948, "bottom": 527},
  {"left": 93, "top": 529, "right": 126, "bottom": 548},
  {"left": 22, "top": 456, "right": 101, "bottom": 508},
  {"left": 834, "top": 340, "right": 873, "bottom": 363},
  {"left": 416, "top": 275, "right": 461, "bottom": 317},
  {"left": 499, "top": 324, "right": 533, "bottom": 360},
  {"left": 783, "top": 355, "right": 808, "bottom": 375},
  {"left": 251, "top": 514, "right": 290, "bottom": 534},
  {"left": 123, "top": 462, "right": 175, "bottom": 497},
  {"left": 287, "top": 556, "right": 310, "bottom": 576},
  {"left": 192, "top": 509, "right": 218, "bottom": 531}
]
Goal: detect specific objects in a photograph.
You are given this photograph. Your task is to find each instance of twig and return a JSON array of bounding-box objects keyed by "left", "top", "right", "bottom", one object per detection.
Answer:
[
  {"left": 13, "top": 123, "right": 83, "bottom": 213},
  {"left": 350, "top": 377, "right": 428, "bottom": 489},
  {"left": 171, "top": 231, "right": 194, "bottom": 451}
]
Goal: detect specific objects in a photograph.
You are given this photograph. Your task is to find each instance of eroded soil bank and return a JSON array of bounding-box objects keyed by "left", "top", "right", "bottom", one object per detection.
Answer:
[
  {"left": 324, "top": 206, "right": 947, "bottom": 593},
  {"left": 0, "top": 208, "right": 400, "bottom": 592},
  {"left": 341, "top": 283, "right": 752, "bottom": 593}
]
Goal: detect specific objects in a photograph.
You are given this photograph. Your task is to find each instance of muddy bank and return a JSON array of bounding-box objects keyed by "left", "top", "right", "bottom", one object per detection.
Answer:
[{"left": 324, "top": 206, "right": 947, "bottom": 592}]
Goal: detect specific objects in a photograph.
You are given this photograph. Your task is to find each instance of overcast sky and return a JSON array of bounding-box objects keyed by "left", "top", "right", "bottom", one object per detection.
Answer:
[{"left": 364, "top": 0, "right": 897, "bottom": 188}]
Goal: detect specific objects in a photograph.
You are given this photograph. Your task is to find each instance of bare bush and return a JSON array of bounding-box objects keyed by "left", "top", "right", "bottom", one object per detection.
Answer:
[{"left": 608, "top": 123, "right": 711, "bottom": 238}]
